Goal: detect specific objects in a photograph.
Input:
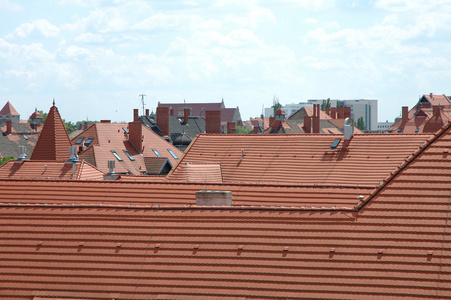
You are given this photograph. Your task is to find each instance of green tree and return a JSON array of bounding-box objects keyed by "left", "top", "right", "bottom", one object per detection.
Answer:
[
  {"left": 320, "top": 98, "right": 331, "bottom": 111},
  {"left": 235, "top": 126, "right": 253, "bottom": 134},
  {"left": 0, "top": 156, "right": 14, "bottom": 165},
  {"left": 356, "top": 117, "right": 366, "bottom": 130}
]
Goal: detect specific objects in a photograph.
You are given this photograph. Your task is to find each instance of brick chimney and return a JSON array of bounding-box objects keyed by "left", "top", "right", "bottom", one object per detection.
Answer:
[
  {"left": 145, "top": 108, "right": 149, "bottom": 116},
  {"left": 331, "top": 107, "right": 336, "bottom": 119},
  {"left": 129, "top": 109, "right": 143, "bottom": 152},
  {"left": 184, "top": 108, "right": 190, "bottom": 124},
  {"left": 156, "top": 107, "right": 170, "bottom": 136},
  {"left": 402, "top": 106, "right": 408, "bottom": 124},
  {"left": 304, "top": 116, "right": 312, "bottom": 133},
  {"left": 325, "top": 107, "right": 330, "bottom": 116},
  {"left": 344, "top": 107, "right": 351, "bottom": 119},
  {"left": 312, "top": 104, "right": 320, "bottom": 134},
  {"left": 6, "top": 120, "right": 12, "bottom": 135},
  {"left": 337, "top": 107, "right": 344, "bottom": 119},
  {"left": 170, "top": 108, "right": 174, "bottom": 116},
  {"left": 253, "top": 126, "right": 259, "bottom": 134},
  {"left": 205, "top": 110, "right": 221, "bottom": 134},
  {"left": 227, "top": 122, "right": 235, "bottom": 134}
]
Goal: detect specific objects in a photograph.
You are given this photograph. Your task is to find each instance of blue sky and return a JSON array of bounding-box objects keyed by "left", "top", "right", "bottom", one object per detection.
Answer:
[{"left": 1, "top": 0, "right": 450, "bottom": 124}]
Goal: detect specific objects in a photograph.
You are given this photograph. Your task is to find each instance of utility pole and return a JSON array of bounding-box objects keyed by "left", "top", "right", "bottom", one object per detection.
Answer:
[{"left": 139, "top": 94, "right": 146, "bottom": 115}]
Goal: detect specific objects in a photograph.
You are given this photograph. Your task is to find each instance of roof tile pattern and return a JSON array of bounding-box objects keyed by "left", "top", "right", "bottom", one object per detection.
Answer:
[
  {"left": 0, "top": 101, "right": 19, "bottom": 116},
  {"left": 30, "top": 105, "right": 71, "bottom": 161},
  {"left": 167, "top": 162, "right": 223, "bottom": 183},
  {"left": 170, "top": 133, "right": 432, "bottom": 186},
  {"left": 0, "top": 160, "right": 104, "bottom": 180}
]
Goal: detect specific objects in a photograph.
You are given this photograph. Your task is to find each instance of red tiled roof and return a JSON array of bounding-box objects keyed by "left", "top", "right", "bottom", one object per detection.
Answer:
[
  {"left": 167, "top": 162, "right": 223, "bottom": 183},
  {"left": 72, "top": 123, "right": 182, "bottom": 175},
  {"left": 169, "top": 133, "right": 432, "bottom": 187},
  {"left": 303, "top": 106, "right": 331, "bottom": 119},
  {"left": 0, "top": 160, "right": 104, "bottom": 180},
  {"left": 422, "top": 93, "right": 450, "bottom": 106},
  {"left": 0, "top": 101, "right": 19, "bottom": 116},
  {"left": 30, "top": 105, "right": 71, "bottom": 161}
]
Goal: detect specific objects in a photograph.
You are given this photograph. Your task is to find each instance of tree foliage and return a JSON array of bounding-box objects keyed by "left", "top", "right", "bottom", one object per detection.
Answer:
[
  {"left": 0, "top": 156, "right": 14, "bottom": 166},
  {"left": 320, "top": 98, "right": 331, "bottom": 111},
  {"left": 234, "top": 126, "right": 253, "bottom": 134},
  {"left": 356, "top": 117, "right": 366, "bottom": 130},
  {"left": 272, "top": 96, "right": 281, "bottom": 115}
]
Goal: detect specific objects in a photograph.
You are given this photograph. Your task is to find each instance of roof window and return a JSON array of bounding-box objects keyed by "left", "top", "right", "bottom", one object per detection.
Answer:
[
  {"left": 168, "top": 149, "right": 179, "bottom": 159},
  {"left": 23, "top": 135, "right": 28, "bottom": 140},
  {"left": 84, "top": 137, "right": 94, "bottom": 147},
  {"left": 330, "top": 138, "right": 341, "bottom": 150},
  {"left": 111, "top": 150, "right": 123, "bottom": 161},
  {"left": 397, "top": 128, "right": 402, "bottom": 133},
  {"left": 123, "top": 150, "right": 135, "bottom": 161},
  {"left": 122, "top": 127, "right": 129, "bottom": 134},
  {"left": 415, "top": 128, "right": 419, "bottom": 133},
  {"left": 75, "top": 137, "right": 85, "bottom": 145},
  {"left": 152, "top": 149, "right": 162, "bottom": 158}
]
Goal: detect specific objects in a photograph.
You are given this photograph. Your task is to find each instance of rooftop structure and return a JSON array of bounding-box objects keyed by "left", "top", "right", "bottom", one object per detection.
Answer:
[{"left": 0, "top": 101, "right": 20, "bottom": 124}]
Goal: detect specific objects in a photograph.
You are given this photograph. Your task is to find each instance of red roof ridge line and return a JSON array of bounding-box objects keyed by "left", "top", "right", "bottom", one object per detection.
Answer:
[
  {"left": 0, "top": 201, "right": 356, "bottom": 212},
  {"left": 354, "top": 121, "right": 451, "bottom": 210}
]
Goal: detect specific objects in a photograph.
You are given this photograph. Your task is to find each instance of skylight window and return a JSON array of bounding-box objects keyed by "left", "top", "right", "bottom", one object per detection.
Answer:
[
  {"left": 415, "top": 128, "right": 419, "bottom": 133},
  {"left": 152, "top": 149, "right": 162, "bottom": 158},
  {"left": 122, "top": 127, "right": 129, "bottom": 134},
  {"left": 23, "top": 135, "right": 28, "bottom": 140},
  {"left": 330, "top": 138, "right": 341, "bottom": 150},
  {"left": 111, "top": 150, "right": 123, "bottom": 161},
  {"left": 397, "top": 128, "right": 402, "bottom": 133},
  {"left": 75, "top": 137, "right": 85, "bottom": 145},
  {"left": 84, "top": 137, "right": 94, "bottom": 147},
  {"left": 168, "top": 149, "right": 179, "bottom": 159},
  {"left": 123, "top": 150, "right": 135, "bottom": 161}
]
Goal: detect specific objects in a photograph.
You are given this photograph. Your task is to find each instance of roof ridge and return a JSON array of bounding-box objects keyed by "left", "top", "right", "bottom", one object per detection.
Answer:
[{"left": 355, "top": 121, "right": 451, "bottom": 210}]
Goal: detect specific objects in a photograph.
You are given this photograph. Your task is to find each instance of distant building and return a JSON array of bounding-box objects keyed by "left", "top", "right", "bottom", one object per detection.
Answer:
[
  {"left": 0, "top": 101, "right": 20, "bottom": 124},
  {"left": 377, "top": 121, "right": 394, "bottom": 131},
  {"left": 264, "top": 102, "right": 312, "bottom": 118},
  {"left": 308, "top": 99, "right": 378, "bottom": 131}
]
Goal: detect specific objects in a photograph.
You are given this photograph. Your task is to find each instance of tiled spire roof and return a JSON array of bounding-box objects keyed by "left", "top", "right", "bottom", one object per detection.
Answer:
[
  {"left": 0, "top": 101, "right": 19, "bottom": 116},
  {"left": 30, "top": 103, "right": 71, "bottom": 161}
]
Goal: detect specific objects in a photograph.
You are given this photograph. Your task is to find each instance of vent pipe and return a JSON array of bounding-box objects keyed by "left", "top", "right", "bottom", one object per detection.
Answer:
[
  {"left": 69, "top": 146, "right": 78, "bottom": 162},
  {"left": 14, "top": 145, "right": 28, "bottom": 163},
  {"left": 344, "top": 117, "right": 354, "bottom": 141},
  {"left": 107, "top": 160, "right": 116, "bottom": 174}
]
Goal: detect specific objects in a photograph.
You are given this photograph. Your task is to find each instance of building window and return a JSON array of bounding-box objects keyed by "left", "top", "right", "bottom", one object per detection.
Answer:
[
  {"left": 167, "top": 149, "right": 178, "bottom": 159},
  {"left": 152, "top": 149, "right": 162, "bottom": 158},
  {"left": 84, "top": 137, "right": 94, "bottom": 147},
  {"left": 111, "top": 150, "right": 123, "bottom": 161},
  {"left": 123, "top": 150, "right": 135, "bottom": 161},
  {"left": 75, "top": 137, "right": 85, "bottom": 145}
]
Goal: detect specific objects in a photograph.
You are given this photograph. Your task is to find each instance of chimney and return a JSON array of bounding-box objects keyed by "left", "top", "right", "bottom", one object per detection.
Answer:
[
  {"left": 107, "top": 160, "right": 115, "bottom": 174},
  {"left": 69, "top": 146, "right": 78, "bottom": 162},
  {"left": 304, "top": 116, "right": 312, "bottom": 133},
  {"left": 196, "top": 190, "right": 232, "bottom": 206},
  {"left": 14, "top": 145, "right": 28, "bottom": 163},
  {"left": 227, "top": 122, "right": 235, "bottom": 134},
  {"left": 156, "top": 107, "right": 170, "bottom": 136},
  {"left": 402, "top": 106, "right": 408, "bottom": 124},
  {"left": 145, "top": 108, "right": 149, "bottom": 116},
  {"left": 253, "top": 126, "right": 259, "bottom": 134},
  {"left": 331, "top": 107, "right": 336, "bottom": 119},
  {"left": 344, "top": 107, "right": 351, "bottom": 119},
  {"left": 100, "top": 120, "right": 111, "bottom": 123},
  {"left": 337, "top": 107, "right": 344, "bottom": 119},
  {"left": 184, "top": 108, "right": 190, "bottom": 124},
  {"left": 344, "top": 118, "right": 354, "bottom": 141},
  {"left": 6, "top": 120, "right": 12, "bottom": 135},
  {"left": 170, "top": 108, "right": 174, "bottom": 116},
  {"left": 133, "top": 108, "right": 139, "bottom": 122},
  {"left": 103, "top": 160, "right": 120, "bottom": 180},
  {"left": 433, "top": 105, "right": 439, "bottom": 116},
  {"left": 325, "top": 107, "right": 330, "bottom": 116},
  {"left": 205, "top": 110, "right": 221, "bottom": 134}
]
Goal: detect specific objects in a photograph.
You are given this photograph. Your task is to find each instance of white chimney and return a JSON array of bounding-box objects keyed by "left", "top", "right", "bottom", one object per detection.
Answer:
[
  {"left": 18, "top": 146, "right": 27, "bottom": 160},
  {"left": 344, "top": 117, "right": 354, "bottom": 141},
  {"left": 69, "top": 146, "right": 77, "bottom": 161},
  {"left": 107, "top": 160, "right": 115, "bottom": 174}
]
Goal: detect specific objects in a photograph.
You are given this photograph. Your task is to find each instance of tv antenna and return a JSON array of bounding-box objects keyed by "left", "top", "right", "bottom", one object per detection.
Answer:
[{"left": 139, "top": 94, "right": 146, "bottom": 115}]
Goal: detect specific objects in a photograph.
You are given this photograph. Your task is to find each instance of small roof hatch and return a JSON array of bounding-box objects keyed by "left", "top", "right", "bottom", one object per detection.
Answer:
[{"left": 330, "top": 138, "right": 341, "bottom": 149}]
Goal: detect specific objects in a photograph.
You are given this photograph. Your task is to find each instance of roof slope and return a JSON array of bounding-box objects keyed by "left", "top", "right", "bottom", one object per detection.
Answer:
[
  {"left": 0, "top": 101, "right": 19, "bottom": 116},
  {"left": 30, "top": 105, "right": 71, "bottom": 161},
  {"left": 0, "top": 160, "right": 104, "bottom": 180},
  {"left": 167, "top": 162, "right": 223, "bottom": 183},
  {"left": 169, "top": 133, "right": 432, "bottom": 187},
  {"left": 72, "top": 123, "right": 182, "bottom": 175}
]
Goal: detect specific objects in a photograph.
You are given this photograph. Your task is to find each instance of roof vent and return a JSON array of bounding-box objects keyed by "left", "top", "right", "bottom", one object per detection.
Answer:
[
  {"left": 108, "top": 160, "right": 116, "bottom": 174},
  {"left": 344, "top": 117, "right": 353, "bottom": 141},
  {"left": 196, "top": 190, "right": 232, "bottom": 206},
  {"left": 69, "top": 146, "right": 78, "bottom": 162},
  {"left": 14, "top": 145, "right": 28, "bottom": 163}
]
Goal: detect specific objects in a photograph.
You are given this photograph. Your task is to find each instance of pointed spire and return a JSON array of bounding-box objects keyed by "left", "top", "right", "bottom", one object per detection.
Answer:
[
  {"left": 52, "top": 98, "right": 55, "bottom": 107},
  {"left": 30, "top": 104, "right": 71, "bottom": 161}
]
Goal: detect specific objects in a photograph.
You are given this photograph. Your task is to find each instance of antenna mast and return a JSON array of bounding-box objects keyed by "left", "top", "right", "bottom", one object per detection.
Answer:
[{"left": 139, "top": 94, "right": 146, "bottom": 115}]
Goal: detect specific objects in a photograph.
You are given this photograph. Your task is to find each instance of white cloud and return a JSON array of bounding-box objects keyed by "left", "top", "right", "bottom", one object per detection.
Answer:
[
  {"left": 6, "top": 19, "right": 60, "bottom": 39},
  {"left": 301, "top": 56, "right": 348, "bottom": 71},
  {"left": 280, "top": 0, "right": 335, "bottom": 11},
  {"left": 0, "top": 0, "right": 22, "bottom": 11}
]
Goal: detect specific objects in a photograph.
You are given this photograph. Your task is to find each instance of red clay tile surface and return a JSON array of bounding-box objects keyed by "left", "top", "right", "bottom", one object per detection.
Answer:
[
  {"left": 0, "top": 160, "right": 104, "bottom": 180},
  {"left": 0, "top": 101, "right": 20, "bottom": 116},
  {"left": 169, "top": 133, "right": 432, "bottom": 187},
  {"left": 2, "top": 124, "right": 451, "bottom": 299},
  {"left": 30, "top": 105, "right": 72, "bottom": 161},
  {"left": 167, "top": 162, "right": 223, "bottom": 183},
  {"left": 72, "top": 122, "right": 182, "bottom": 175}
]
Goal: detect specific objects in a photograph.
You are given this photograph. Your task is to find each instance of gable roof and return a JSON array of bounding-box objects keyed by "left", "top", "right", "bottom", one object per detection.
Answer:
[
  {"left": 169, "top": 133, "right": 432, "bottom": 186},
  {"left": 30, "top": 104, "right": 71, "bottom": 161},
  {"left": 0, "top": 101, "right": 19, "bottom": 116},
  {"left": 72, "top": 122, "right": 182, "bottom": 175},
  {"left": 144, "top": 157, "right": 172, "bottom": 175}
]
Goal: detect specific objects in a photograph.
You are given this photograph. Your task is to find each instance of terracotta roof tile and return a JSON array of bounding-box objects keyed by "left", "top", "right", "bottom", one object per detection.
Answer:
[
  {"left": 0, "top": 101, "right": 20, "bottom": 116},
  {"left": 167, "top": 162, "right": 223, "bottom": 183},
  {"left": 30, "top": 105, "right": 71, "bottom": 161},
  {"left": 169, "top": 133, "right": 432, "bottom": 186}
]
